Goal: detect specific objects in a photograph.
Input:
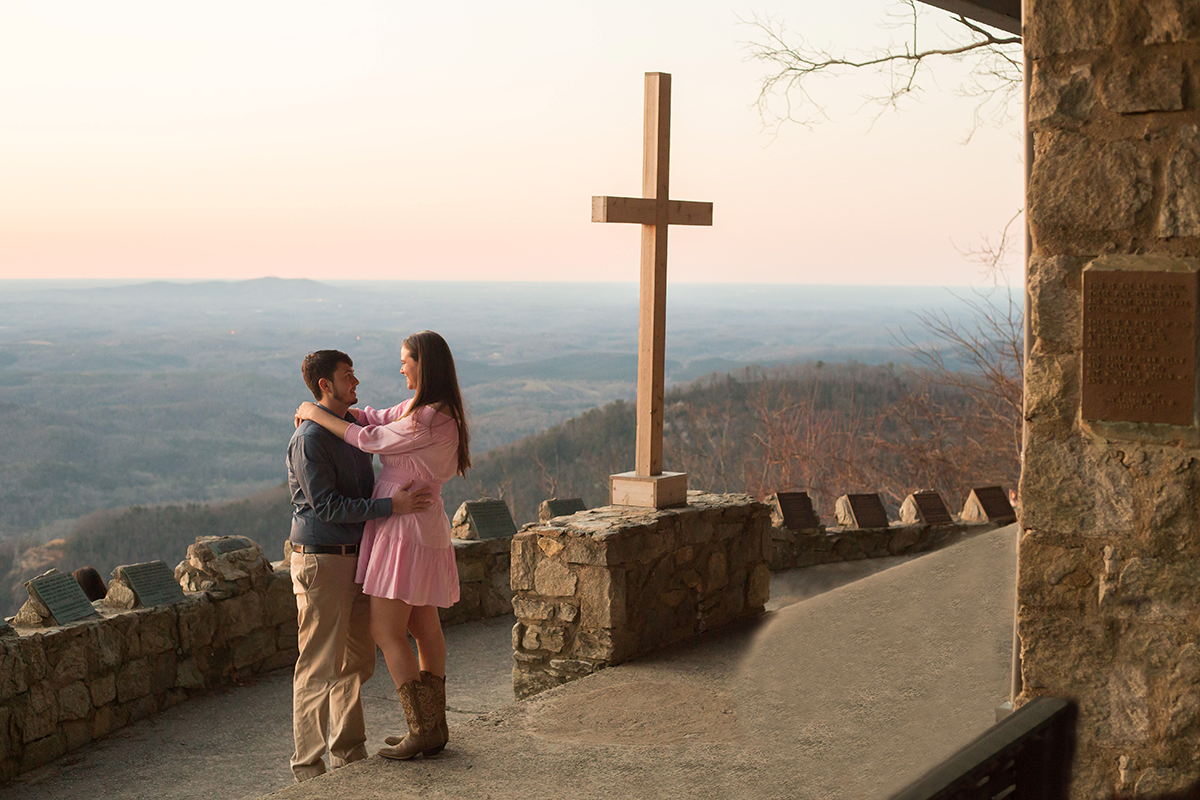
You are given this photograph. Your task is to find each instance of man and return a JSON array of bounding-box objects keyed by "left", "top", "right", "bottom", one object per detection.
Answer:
[{"left": 286, "top": 349, "right": 431, "bottom": 782}]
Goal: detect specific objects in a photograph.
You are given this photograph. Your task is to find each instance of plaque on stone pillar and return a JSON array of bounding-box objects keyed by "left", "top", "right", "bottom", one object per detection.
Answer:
[
  {"left": 1082, "top": 258, "right": 1199, "bottom": 426},
  {"left": 205, "top": 536, "right": 256, "bottom": 556},
  {"left": 540, "top": 498, "right": 587, "bottom": 521},
  {"left": 899, "top": 490, "right": 954, "bottom": 525},
  {"left": 463, "top": 499, "right": 518, "bottom": 540},
  {"left": 834, "top": 494, "right": 890, "bottom": 529},
  {"left": 110, "top": 561, "right": 186, "bottom": 609},
  {"left": 20, "top": 569, "right": 101, "bottom": 626},
  {"left": 961, "top": 486, "right": 1016, "bottom": 524},
  {"left": 774, "top": 492, "right": 820, "bottom": 530}
]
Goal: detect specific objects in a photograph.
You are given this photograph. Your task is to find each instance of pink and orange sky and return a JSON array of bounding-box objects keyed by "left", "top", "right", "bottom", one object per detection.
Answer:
[{"left": 0, "top": 1, "right": 1023, "bottom": 286}]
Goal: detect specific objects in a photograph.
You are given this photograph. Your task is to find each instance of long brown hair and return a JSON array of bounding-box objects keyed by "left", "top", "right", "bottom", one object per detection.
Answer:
[{"left": 402, "top": 330, "right": 471, "bottom": 475}]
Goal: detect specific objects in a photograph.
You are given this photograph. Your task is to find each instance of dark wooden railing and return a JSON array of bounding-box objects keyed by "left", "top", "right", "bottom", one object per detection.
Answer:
[{"left": 889, "top": 697, "right": 1075, "bottom": 800}]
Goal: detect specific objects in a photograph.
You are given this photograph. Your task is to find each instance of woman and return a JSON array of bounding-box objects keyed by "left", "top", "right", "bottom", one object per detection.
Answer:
[{"left": 295, "top": 330, "right": 470, "bottom": 760}]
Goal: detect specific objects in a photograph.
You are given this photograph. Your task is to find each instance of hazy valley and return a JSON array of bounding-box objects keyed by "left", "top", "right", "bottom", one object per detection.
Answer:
[{"left": 0, "top": 278, "right": 1018, "bottom": 615}]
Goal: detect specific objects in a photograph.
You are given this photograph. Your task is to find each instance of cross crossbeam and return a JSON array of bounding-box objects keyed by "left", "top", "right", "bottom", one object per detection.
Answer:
[{"left": 592, "top": 72, "right": 713, "bottom": 508}]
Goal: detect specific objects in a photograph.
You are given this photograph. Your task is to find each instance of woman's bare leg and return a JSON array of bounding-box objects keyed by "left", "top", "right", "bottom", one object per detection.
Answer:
[
  {"left": 370, "top": 596, "right": 419, "bottom": 688},
  {"left": 406, "top": 605, "right": 447, "bottom": 677}
]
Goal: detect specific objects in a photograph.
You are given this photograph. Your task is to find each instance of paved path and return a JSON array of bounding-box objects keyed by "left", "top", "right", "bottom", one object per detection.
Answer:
[{"left": 4, "top": 528, "right": 1015, "bottom": 800}]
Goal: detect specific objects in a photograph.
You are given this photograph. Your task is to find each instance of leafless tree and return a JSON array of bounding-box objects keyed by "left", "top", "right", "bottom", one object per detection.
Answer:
[{"left": 743, "top": 0, "right": 1022, "bottom": 137}]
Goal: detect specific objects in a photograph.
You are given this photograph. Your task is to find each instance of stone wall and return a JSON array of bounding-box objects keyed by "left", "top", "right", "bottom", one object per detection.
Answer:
[
  {"left": 440, "top": 537, "right": 513, "bottom": 626},
  {"left": 769, "top": 521, "right": 992, "bottom": 571},
  {"left": 510, "top": 491, "right": 771, "bottom": 699},
  {"left": 0, "top": 535, "right": 513, "bottom": 785},
  {"left": 1022, "top": 4, "right": 1200, "bottom": 796},
  {"left": 0, "top": 569, "right": 296, "bottom": 783}
]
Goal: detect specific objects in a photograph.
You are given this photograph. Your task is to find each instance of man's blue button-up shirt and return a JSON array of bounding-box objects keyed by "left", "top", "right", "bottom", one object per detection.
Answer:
[{"left": 286, "top": 405, "right": 391, "bottom": 546}]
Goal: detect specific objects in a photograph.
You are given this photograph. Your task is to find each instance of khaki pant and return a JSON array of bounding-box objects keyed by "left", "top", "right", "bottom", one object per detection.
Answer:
[{"left": 289, "top": 550, "right": 375, "bottom": 782}]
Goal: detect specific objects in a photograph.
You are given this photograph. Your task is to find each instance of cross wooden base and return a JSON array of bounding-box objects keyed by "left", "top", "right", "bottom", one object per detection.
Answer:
[{"left": 609, "top": 471, "right": 688, "bottom": 509}]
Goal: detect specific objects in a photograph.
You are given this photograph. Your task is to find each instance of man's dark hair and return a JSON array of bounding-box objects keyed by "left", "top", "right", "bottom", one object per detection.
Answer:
[{"left": 302, "top": 350, "right": 352, "bottom": 400}]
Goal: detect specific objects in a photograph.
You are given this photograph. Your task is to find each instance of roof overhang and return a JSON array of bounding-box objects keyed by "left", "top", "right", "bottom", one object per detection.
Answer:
[{"left": 918, "top": 0, "right": 1021, "bottom": 36}]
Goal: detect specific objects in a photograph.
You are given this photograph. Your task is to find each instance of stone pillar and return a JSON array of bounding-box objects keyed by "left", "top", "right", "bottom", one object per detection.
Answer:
[
  {"left": 1022, "top": 3, "right": 1200, "bottom": 796},
  {"left": 510, "top": 492, "right": 771, "bottom": 699}
]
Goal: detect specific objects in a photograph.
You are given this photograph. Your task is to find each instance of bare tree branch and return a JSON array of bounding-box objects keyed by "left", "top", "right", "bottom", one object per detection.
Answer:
[{"left": 742, "top": 1, "right": 1022, "bottom": 133}]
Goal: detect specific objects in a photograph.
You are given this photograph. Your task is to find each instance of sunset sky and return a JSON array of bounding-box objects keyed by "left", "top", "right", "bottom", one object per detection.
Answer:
[{"left": 0, "top": 0, "right": 1023, "bottom": 286}]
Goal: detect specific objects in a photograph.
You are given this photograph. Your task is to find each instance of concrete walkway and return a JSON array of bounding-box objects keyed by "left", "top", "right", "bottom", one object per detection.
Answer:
[{"left": 4, "top": 526, "right": 1016, "bottom": 800}]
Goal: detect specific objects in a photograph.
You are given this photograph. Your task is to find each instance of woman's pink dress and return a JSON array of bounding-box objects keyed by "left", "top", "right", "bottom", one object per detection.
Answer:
[{"left": 343, "top": 400, "right": 460, "bottom": 608}]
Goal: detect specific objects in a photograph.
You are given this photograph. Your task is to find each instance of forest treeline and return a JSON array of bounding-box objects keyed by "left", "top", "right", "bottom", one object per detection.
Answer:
[
  {"left": 0, "top": 488, "right": 291, "bottom": 617},
  {"left": 443, "top": 359, "right": 1019, "bottom": 529},
  {"left": 1, "top": 360, "right": 1020, "bottom": 618}
]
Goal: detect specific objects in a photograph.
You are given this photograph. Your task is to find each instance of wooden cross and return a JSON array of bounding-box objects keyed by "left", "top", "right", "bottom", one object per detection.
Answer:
[{"left": 592, "top": 72, "right": 713, "bottom": 508}]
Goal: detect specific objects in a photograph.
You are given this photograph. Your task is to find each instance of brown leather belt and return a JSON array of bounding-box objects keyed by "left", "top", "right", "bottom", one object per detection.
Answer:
[{"left": 288, "top": 541, "right": 359, "bottom": 555}]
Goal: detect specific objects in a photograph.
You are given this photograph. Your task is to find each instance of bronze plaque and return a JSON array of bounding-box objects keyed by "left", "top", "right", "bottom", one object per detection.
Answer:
[
  {"left": 115, "top": 561, "right": 186, "bottom": 608},
  {"left": 1082, "top": 270, "right": 1198, "bottom": 425},
  {"left": 26, "top": 571, "right": 101, "bottom": 625},
  {"left": 911, "top": 491, "right": 953, "bottom": 526},
  {"left": 970, "top": 486, "right": 1016, "bottom": 523},
  {"left": 206, "top": 536, "right": 255, "bottom": 556},
  {"left": 543, "top": 498, "right": 587, "bottom": 518},
  {"left": 466, "top": 500, "right": 518, "bottom": 540},
  {"left": 776, "top": 492, "right": 820, "bottom": 529},
  {"left": 846, "top": 494, "right": 890, "bottom": 529}
]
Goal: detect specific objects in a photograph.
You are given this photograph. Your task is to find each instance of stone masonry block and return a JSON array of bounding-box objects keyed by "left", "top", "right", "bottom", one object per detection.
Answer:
[
  {"left": 563, "top": 536, "right": 610, "bottom": 566},
  {"left": 136, "top": 609, "right": 179, "bottom": 656},
  {"left": 512, "top": 597, "right": 578, "bottom": 624},
  {"left": 231, "top": 629, "right": 276, "bottom": 669},
  {"left": 510, "top": 534, "right": 536, "bottom": 591},
  {"left": 457, "top": 561, "right": 486, "bottom": 583},
  {"left": 533, "top": 559, "right": 576, "bottom": 597},
  {"left": 116, "top": 658, "right": 154, "bottom": 704},
  {"left": 1158, "top": 125, "right": 1200, "bottom": 239},
  {"left": 1018, "top": 538, "right": 1095, "bottom": 609},
  {"left": 1029, "top": 131, "right": 1152, "bottom": 232},
  {"left": 18, "top": 638, "right": 50, "bottom": 684},
  {"left": 1028, "top": 255, "right": 1085, "bottom": 353},
  {"left": 1020, "top": 439, "right": 1134, "bottom": 536},
  {"left": 89, "top": 620, "right": 126, "bottom": 671},
  {"left": 1023, "top": 351, "right": 1080, "bottom": 434},
  {"left": 1029, "top": 62, "right": 1095, "bottom": 128},
  {"left": 521, "top": 624, "right": 565, "bottom": 654},
  {"left": 0, "top": 641, "right": 28, "bottom": 701},
  {"left": 177, "top": 596, "right": 217, "bottom": 652},
  {"left": 151, "top": 651, "right": 177, "bottom": 695},
  {"left": 578, "top": 566, "right": 627, "bottom": 628},
  {"left": 1026, "top": 0, "right": 1114, "bottom": 58},
  {"left": 90, "top": 672, "right": 116, "bottom": 707},
  {"left": 21, "top": 682, "right": 58, "bottom": 743},
  {"left": 58, "top": 681, "right": 92, "bottom": 721},
  {"left": 214, "top": 590, "right": 264, "bottom": 642},
  {"left": 48, "top": 637, "right": 89, "bottom": 691},
  {"left": 265, "top": 572, "right": 297, "bottom": 626},
  {"left": 1100, "top": 53, "right": 1185, "bottom": 113}
]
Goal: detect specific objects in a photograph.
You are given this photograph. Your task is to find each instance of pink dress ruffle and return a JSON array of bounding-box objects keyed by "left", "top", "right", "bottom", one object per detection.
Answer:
[{"left": 344, "top": 401, "right": 460, "bottom": 608}]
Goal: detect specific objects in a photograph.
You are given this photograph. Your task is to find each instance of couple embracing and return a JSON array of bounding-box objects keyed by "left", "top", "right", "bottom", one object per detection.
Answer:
[{"left": 284, "top": 331, "right": 470, "bottom": 782}]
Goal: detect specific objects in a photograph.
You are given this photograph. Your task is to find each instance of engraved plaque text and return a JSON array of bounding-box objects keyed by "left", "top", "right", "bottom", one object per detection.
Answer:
[
  {"left": 1083, "top": 270, "right": 1197, "bottom": 425},
  {"left": 776, "top": 492, "right": 820, "bottom": 530},
  {"left": 28, "top": 572, "right": 101, "bottom": 625},
  {"left": 116, "top": 561, "right": 186, "bottom": 608},
  {"left": 466, "top": 500, "right": 518, "bottom": 540},
  {"left": 846, "top": 494, "right": 890, "bottom": 530}
]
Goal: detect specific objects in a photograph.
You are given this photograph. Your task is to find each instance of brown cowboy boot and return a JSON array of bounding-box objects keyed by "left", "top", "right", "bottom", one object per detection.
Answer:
[
  {"left": 422, "top": 671, "right": 448, "bottom": 754},
  {"left": 377, "top": 679, "right": 444, "bottom": 760},
  {"left": 385, "top": 672, "right": 448, "bottom": 753}
]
